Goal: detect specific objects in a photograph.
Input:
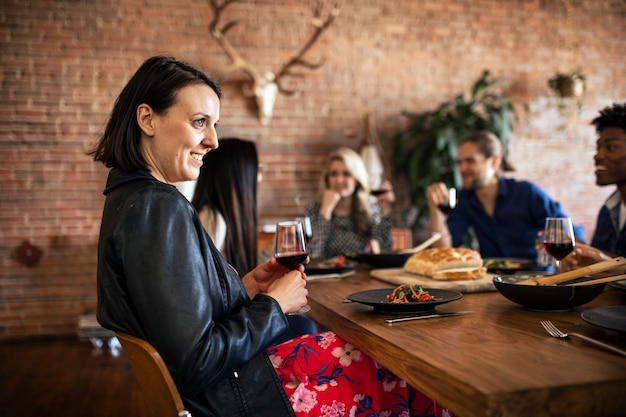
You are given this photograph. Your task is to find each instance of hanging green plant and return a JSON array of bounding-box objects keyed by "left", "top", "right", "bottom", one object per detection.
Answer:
[
  {"left": 391, "top": 70, "right": 523, "bottom": 231},
  {"left": 548, "top": 72, "right": 586, "bottom": 98}
]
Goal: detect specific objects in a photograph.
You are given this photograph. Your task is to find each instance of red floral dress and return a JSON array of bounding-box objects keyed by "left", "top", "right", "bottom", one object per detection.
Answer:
[{"left": 269, "top": 331, "right": 453, "bottom": 417}]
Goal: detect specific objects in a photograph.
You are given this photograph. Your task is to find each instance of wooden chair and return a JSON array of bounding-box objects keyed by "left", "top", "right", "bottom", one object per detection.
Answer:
[
  {"left": 392, "top": 228, "right": 413, "bottom": 250},
  {"left": 115, "top": 332, "right": 192, "bottom": 417}
]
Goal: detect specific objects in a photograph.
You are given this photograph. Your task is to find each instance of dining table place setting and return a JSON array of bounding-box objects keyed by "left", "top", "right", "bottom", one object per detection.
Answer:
[
  {"left": 370, "top": 267, "right": 498, "bottom": 293},
  {"left": 304, "top": 255, "right": 358, "bottom": 281},
  {"left": 304, "top": 260, "right": 626, "bottom": 417},
  {"left": 345, "top": 232, "right": 443, "bottom": 269},
  {"left": 493, "top": 256, "right": 626, "bottom": 310},
  {"left": 345, "top": 285, "right": 463, "bottom": 314},
  {"left": 368, "top": 243, "right": 499, "bottom": 293},
  {"left": 539, "top": 319, "right": 626, "bottom": 357},
  {"left": 306, "top": 269, "right": 357, "bottom": 281}
]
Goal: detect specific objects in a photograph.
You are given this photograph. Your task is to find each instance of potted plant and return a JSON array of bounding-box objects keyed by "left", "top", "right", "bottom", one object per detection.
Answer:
[
  {"left": 548, "top": 72, "right": 586, "bottom": 98},
  {"left": 391, "top": 70, "right": 522, "bottom": 232}
]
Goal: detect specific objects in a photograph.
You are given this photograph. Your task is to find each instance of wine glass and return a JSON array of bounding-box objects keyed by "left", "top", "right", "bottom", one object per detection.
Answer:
[
  {"left": 438, "top": 187, "right": 457, "bottom": 214},
  {"left": 295, "top": 217, "right": 313, "bottom": 243},
  {"left": 274, "top": 220, "right": 310, "bottom": 314},
  {"left": 543, "top": 217, "right": 575, "bottom": 274}
]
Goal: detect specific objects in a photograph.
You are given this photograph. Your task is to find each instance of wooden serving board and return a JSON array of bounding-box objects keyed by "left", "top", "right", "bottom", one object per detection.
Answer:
[{"left": 370, "top": 268, "right": 497, "bottom": 293}]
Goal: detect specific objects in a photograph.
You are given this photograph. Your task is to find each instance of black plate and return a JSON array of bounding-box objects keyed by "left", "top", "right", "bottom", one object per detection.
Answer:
[
  {"left": 581, "top": 306, "right": 626, "bottom": 333},
  {"left": 305, "top": 261, "right": 356, "bottom": 275},
  {"left": 346, "top": 252, "right": 412, "bottom": 268},
  {"left": 346, "top": 288, "right": 462, "bottom": 313},
  {"left": 483, "top": 257, "right": 537, "bottom": 273}
]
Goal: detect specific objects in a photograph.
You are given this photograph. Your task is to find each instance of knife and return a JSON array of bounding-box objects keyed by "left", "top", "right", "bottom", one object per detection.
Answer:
[{"left": 385, "top": 311, "right": 472, "bottom": 324}]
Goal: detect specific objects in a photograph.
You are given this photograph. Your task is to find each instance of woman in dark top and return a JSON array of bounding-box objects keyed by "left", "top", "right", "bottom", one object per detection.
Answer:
[{"left": 89, "top": 55, "right": 449, "bottom": 417}]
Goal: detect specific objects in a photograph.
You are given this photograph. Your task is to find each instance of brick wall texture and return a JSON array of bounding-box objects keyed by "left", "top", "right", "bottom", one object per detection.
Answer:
[{"left": 1, "top": 0, "right": 625, "bottom": 340}]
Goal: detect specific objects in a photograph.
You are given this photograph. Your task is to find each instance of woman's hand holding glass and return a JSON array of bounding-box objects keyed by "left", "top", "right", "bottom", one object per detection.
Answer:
[
  {"left": 266, "top": 268, "right": 309, "bottom": 315},
  {"left": 274, "top": 221, "right": 310, "bottom": 314},
  {"left": 243, "top": 256, "right": 308, "bottom": 315},
  {"left": 243, "top": 257, "right": 301, "bottom": 292}
]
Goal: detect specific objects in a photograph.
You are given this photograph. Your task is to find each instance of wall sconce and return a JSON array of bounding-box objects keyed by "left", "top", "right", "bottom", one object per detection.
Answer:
[{"left": 12, "top": 240, "right": 43, "bottom": 267}]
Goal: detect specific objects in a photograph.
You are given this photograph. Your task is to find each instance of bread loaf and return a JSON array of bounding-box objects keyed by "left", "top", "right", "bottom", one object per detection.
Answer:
[{"left": 403, "top": 247, "right": 486, "bottom": 280}]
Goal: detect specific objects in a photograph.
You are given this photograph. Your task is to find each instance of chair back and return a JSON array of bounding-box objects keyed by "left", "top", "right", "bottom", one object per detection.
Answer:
[{"left": 116, "top": 332, "right": 192, "bottom": 417}]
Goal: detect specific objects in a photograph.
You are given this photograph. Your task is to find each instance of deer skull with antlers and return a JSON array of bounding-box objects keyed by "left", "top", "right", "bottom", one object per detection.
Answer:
[{"left": 208, "top": 0, "right": 340, "bottom": 125}]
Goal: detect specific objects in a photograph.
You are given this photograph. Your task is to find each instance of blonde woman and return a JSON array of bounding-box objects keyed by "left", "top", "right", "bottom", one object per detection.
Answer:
[{"left": 305, "top": 147, "right": 395, "bottom": 259}]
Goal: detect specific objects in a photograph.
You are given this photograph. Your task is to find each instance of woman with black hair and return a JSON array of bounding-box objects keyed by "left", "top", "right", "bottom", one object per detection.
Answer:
[
  {"left": 90, "top": 55, "right": 449, "bottom": 417},
  {"left": 192, "top": 138, "right": 260, "bottom": 276}
]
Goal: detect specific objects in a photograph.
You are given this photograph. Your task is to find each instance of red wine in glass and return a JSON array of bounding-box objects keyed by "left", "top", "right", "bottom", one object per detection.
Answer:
[
  {"left": 437, "top": 203, "right": 455, "bottom": 214},
  {"left": 543, "top": 242, "right": 575, "bottom": 260},
  {"left": 437, "top": 187, "right": 456, "bottom": 214},
  {"left": 543, "top": 217, "right": 575, "bottom": 274},
  {"left": 274, "top": 220, "right": 310, "bottom": 314},
  {"left": 275, "top": 252, "right": 309, "bottom": 269}
]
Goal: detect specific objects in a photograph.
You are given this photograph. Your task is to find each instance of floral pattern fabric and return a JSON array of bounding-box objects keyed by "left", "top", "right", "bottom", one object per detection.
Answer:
[{"left": 269, "top": 331, "right": 452, "bottom": 417}]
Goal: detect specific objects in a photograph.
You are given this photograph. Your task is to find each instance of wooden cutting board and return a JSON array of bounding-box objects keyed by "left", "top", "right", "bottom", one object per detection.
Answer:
[{"left": 370, "top": 268, "right": 497, "bottom": 293}]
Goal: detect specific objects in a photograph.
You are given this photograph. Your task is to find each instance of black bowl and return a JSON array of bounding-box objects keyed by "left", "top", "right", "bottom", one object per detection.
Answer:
[
  {"left": 346, "top": 252, "right": 412, "bottom": 268},
  {"left": 493, "top": 274, "right": 606, "bottom": 311}
]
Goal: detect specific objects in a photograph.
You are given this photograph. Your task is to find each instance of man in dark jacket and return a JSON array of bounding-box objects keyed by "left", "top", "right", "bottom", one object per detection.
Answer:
[{"left": 564, "top": 103, "right": 626, "bottom": 271}]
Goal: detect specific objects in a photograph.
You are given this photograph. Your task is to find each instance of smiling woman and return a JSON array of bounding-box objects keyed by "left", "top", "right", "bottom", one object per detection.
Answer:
[
  {"left": 138, "top": 84, "right": 220, "bottom": 184},
  {"left": 87, "top": 56, "right": 452, "bottom": 417}
]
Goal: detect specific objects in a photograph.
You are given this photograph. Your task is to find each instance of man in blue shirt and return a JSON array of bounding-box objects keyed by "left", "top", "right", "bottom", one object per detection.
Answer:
[
  {"left": 564, "top": 103, "right": 626, "bottom": 270},
  {"left": 426, "top": 130, "right": 584, "bottom": 259}
]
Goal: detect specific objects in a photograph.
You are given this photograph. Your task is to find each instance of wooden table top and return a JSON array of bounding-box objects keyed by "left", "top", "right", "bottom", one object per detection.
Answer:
[{"left": 305, "top": 267, "right": 626, "bottom": 417}]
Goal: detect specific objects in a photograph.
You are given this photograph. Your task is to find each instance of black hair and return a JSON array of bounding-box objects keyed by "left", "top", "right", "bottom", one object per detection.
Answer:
[
  {"left": 191, "top": 138, "right": 259, "bottom": 275},
  {"left": 89, "top": 56, "right": 221, "bottom": 170},
  {"left": 591, "top": 103, "right": 626, "bottom": 133}
]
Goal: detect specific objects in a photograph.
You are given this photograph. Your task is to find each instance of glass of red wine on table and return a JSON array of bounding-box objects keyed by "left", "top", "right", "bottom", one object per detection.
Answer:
[
  {"left": 543, "top": 217, "right": 576, "bottom": 274},
  {"left": 274, "top": 220, "right": 310, "bottom": 314}
]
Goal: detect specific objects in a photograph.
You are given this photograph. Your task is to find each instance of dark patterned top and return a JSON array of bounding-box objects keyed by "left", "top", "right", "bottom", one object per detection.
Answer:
[{"left": 304, "top": 198, "right": 393, "bottom": 260}]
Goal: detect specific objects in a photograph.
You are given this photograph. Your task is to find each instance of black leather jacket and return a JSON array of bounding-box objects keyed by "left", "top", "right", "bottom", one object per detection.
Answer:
[{"left": 96, "top": 168, "right": 295, "bottom": 417}]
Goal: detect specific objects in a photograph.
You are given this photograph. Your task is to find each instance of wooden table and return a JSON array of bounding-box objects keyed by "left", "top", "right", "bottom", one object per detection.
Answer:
[{"left": 306, "top": 268, "right": 626, "bottom": 417}]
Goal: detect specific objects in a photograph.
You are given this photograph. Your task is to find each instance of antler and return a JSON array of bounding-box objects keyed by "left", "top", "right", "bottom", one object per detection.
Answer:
[
  {"left": 274, "top": 0, "right": 340, "bottom": 94},
  {"left": 207, "top": 0, "right": 262, "bottom": 81},
  {"left": 207, "top": 0, "right": 340, "bottom": 124}
]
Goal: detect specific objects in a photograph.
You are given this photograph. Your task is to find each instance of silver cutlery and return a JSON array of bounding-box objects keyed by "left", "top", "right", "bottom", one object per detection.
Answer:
[
  {"left": 385, "top": 311, "right": 472, "bottom": 324},
  {"left": 540, "top": 320, "right": 626, "bottom": 357}
]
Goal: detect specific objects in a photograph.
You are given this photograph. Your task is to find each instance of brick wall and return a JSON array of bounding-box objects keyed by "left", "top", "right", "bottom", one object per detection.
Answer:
[{"left": 1, "top": 0, "right": 625, "bottom": 340}]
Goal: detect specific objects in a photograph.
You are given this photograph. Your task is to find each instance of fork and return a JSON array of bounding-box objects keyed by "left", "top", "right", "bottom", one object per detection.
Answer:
[{"left": 540, "top": 320, "right": 626, "bottom": 357}]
